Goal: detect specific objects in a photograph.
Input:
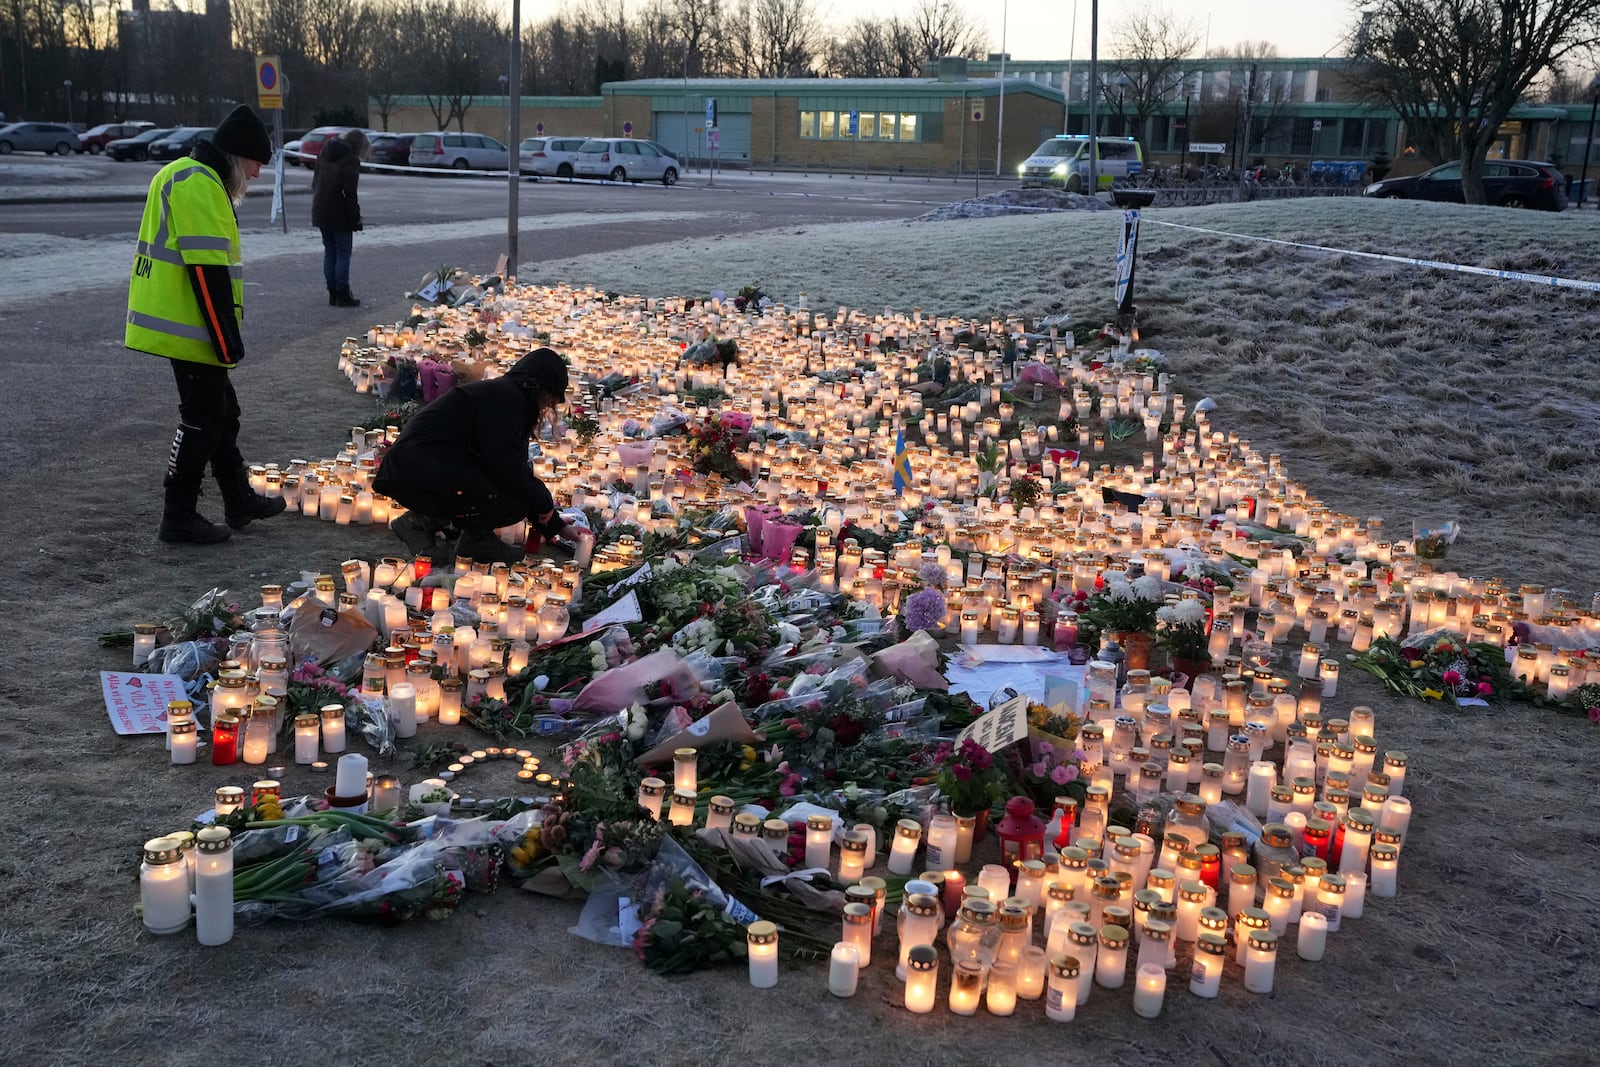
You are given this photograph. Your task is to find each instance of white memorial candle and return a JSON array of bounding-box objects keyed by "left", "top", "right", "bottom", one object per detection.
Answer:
[
  {"left": 888, "top": 819, "right": 922, "bottom": 875},
  {"left": 828, "top": 942, "right": 860, "bottom": 997},
  {"left": 294, "top": 714, "right": 319, "bottom": 764},
  {"left": 335, "top": 753, "right": 368, "bottom": 798},
  {"left": 1132, "top": 963, "right": 1166, "bottom": 1018},
  {"left": 139, "top": 837, "right": 190, "bottom": 935},
  {"left": 1246, "top": 761, "right": 1275, "bottom": 818},
  {"left": 388, "top": 682, "right": 417, "bottom": 739},
  {"left": 1369, "top": 844, "right": 1400, "bottom": 897},
  {"left": 169, "top": 720, "right": 197, "bottom": 765},
  {"left": 805, "top": 815, "right": 834, "bottom": 870},
  {"left": 193, "top": 826, "right": 234, "bottom": 947},
  {"left": 903, "top": 945, "right": 939, "bottom": 1013},
  {"left": 747, "top": 921, "right": 779, "bottom": 988},
  {"left": 1189, "top": 934, "right": 1225, "bottom": 997},
  {"left": 320, "top": 703, "right": 346, "bottom": 753},
  {"left": 949, "top": 960, "right": 983, "bottom": 1015},
  {"left": 1297, "top": 911, "right": 1328, "bottom": 960},
  {"left": 1379, "top": 796, "right": 1412, "bottom": 837}
]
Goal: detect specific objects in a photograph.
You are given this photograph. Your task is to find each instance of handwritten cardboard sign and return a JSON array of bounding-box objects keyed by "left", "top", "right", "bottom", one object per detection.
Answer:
[
  {"left": 956, "top": 692, "right": 1031, "bottom": 752},
  {"left": 101, "top": 671, "right": 190, "bottom": 736}
]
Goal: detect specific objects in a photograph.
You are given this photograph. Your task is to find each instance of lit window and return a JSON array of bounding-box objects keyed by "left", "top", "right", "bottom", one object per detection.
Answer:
[
  {"left": 820, "top": 111, "right": 836, "bottom": 139},
  {"left": 899, "top": 114, "right": 918, "bottom": 141},
  {"left": 800, "top": 111, "right": 816, "bottom": 138},
  {"left": 878, "top": 113, "right": 895, "bottom": 140},
  {"left": 860, "top": 112, "right": 876, "bottom": 139}
]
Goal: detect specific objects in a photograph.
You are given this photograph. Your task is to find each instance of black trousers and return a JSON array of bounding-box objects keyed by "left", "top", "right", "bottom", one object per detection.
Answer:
[
  {"left": 166, "top": 360, "right": 244, "bottom": 489},
  {"left": 389, "top": 481, "right": 525, "bottom": 533}
]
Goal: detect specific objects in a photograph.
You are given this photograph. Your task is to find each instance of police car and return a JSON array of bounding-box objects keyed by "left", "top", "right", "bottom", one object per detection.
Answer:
[{"left": 1018, "top": 135, "right": 1144, "bottom": 193}]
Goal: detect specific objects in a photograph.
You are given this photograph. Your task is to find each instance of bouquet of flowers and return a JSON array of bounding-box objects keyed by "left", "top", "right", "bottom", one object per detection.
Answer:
[
  {"left": 933, "top": 738, "right": 1004, "bottom": 818},
  {"left": 1081, "top": 573, "right": 1164, "bottom": 638},
  {"left": 1155, "top": 598, "right": 1212, "bottom": 668},
  {"left": 1352, "top": 629, "right": 1525, "bottom": 703},
  {"left": 1018, "top": 740, "right": 1087, "bottom": 807},
  {"left": 686, "top": 414, "right": 749, "bottom": 481}
]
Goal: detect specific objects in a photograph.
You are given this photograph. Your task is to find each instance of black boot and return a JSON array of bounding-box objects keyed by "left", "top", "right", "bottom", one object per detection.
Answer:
[
  {"left": 455, "top": 528, "right": 526, "bottom": 565},
  {"left": 217, "top": 467, "right": 286, "bottom": 529},
  {"left": 159, "top": 482, "right": 231, "bottom": 544},
  {"left": 334, "top": 286, "right": 361, "bottom": 308},
  {"left": 328, "top": 285, "right": 337, "bottom": 306},
  {"left": 390, "top": 511, "right": 444, "bottom": 555}
]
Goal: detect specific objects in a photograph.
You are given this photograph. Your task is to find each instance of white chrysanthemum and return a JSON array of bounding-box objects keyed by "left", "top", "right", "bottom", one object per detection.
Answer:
[{"left": 1131, "top": 575, "right": 1165, "bottom": 601}]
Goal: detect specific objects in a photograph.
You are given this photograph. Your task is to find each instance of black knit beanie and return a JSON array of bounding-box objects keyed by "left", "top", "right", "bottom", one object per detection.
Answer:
[{"left": 210, "top": 105, "right": 273, "bottom": 164}]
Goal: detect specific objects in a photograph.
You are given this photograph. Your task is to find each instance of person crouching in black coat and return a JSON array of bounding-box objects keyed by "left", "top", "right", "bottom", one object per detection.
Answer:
[{"left": 372, "top": 347, "right": 586, "bottom": 565}]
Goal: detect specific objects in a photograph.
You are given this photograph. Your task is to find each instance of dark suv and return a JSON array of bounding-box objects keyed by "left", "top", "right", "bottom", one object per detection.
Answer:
[{"left": 1363, "top": 160, "right": 1569, "bottom": 210}]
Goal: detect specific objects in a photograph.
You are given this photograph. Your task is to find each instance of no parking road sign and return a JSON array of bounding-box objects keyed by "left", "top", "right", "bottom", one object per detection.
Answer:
[{"left": 255, "top": 55, "right": 283, "bottom": 110}]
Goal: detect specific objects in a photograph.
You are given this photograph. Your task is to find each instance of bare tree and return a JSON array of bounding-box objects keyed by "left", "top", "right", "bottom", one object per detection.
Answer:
[
  {"left": 1348, "top": 0, "right": 1600, "bottom": 203},
  {"left": 731, "top": 0, "right": 821, "bottom": 78},
  {"left": 416, "top": 0, "right": 504, "bottom": 131},
  {"left": 669, "top": 0, "right": 723, "bottom": 75},
  {"left": 1104, "top": 3, "right": 1200, "bottom": 140},
  {"left": 907, "top": 0, "right": 984, "bottom": 63},
  {"left": 367, "top": 0, "right": 427, "bottom": 129},
  {"left": 826, "top": 17, "right": 899, "bottom": 77}
]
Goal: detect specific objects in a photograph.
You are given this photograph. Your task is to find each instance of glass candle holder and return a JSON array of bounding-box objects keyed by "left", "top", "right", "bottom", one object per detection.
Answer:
[
  {"left": 949, "top": 960, "right": 983, "bottom": 1016},
  {"left": 986, "top": 959, "right": 1019, "bottom": 1016}
]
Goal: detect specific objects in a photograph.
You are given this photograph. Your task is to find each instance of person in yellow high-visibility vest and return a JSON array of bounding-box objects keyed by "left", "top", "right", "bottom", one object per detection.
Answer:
[{"left": 126, "top": 105, "right": 283, "bottom": 544}]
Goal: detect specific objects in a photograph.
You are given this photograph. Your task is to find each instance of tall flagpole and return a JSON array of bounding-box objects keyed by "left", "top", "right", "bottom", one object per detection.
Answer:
[
  {"left": 994, "top": 0, "right": 1008, "bottom": 177},
  {"left": 507, "top": 0, "right": 521, "bottom": 277}
]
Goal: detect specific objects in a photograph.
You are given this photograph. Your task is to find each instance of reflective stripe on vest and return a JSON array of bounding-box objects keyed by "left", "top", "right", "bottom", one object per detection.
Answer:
[
  {"left": 127, "top": 308, "right": 213, "bottom": 343},
  {"left": 126, "top": 159, "right": 242, "bottom": 366}
]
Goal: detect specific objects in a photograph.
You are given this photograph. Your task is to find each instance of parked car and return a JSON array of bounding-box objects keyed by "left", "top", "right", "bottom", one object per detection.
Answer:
[
  {"left": 106, "top": 126, "right": 176, "bottom": 161},
  {"left": 0, "top": 121, "right": 83, "bottom": 155},
  {"left": 572, "top": 138, "right": 680, "bottom": 185},
  {"left": 408, "top": 131, "right": 508, "bottom": 170},
  {"left": 147, "top": 127, "right": 212, "bottom": 162},
  {"left": 77, "top": 121, "right": 155, "bottom": 154},
  {"left": 518, "top": 136, "right": 588, "bottom": 178},
  {"left": 1017, "top": 135, "right": 1144, "bottom": 193},
  {"left": 1363, "top": 159, "right": 1569, "bottom": 210},
  {"left": 367, "top": 133, "right": 416, "bottom": 168},
  {"left": 281, "top": 139, "right": 302, "bottom": 165}
]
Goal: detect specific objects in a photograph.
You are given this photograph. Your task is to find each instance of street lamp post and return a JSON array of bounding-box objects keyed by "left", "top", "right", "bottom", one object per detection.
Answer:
[
  {"left": 993, "top": 0, "right": 1007, "bottom": 177},
  {"left": 1580, "top": 76, "right": 1600, "bottom": 208},
  {"left": 64, "top": 79, "right": 73, "bottom": 125},
  {"left": 1178, "top": 93, "right": 1191, "bottom": 174},
  {"left": 682, "top": 42, "right": 691, "bottom": 172}
]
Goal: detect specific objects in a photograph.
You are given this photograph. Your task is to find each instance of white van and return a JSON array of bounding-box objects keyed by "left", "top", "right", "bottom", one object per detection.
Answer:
[{"left": 1018, "top": 135, "right": 1144, "bottom": 192}]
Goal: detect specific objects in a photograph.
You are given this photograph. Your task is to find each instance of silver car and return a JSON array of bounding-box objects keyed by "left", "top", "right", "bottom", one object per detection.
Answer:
[
  {"left": 408, "top": 131, "right": 508, "bottom": 170},
  {"left": 518, "top": 136, "right": 588, "bottom": 178},
  {"left": 0, "top": 121, "right": 81, "bottom": 155},
  {"left": 573, "top": 138, "right": 680, "bottom": 185}
]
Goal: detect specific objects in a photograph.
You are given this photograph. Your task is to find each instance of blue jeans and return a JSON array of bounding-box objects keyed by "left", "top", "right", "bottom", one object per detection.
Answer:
[{"left": 320, "top": 228, "right": 353, "bottom": 290}]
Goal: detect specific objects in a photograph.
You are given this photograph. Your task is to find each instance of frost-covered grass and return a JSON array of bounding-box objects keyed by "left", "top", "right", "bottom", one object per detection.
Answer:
[{"left": 531, "top": 198, "right": 1600, "bottom": 593}]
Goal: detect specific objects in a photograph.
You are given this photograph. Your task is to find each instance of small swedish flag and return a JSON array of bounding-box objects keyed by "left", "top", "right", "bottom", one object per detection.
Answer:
[{"left": 891, "top": 427, "right": 912, "bottom": 493}]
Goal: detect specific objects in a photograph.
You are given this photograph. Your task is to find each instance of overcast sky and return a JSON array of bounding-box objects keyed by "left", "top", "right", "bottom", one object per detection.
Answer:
[
  {"left": 510, "top": 0, "right": 1356, "bottom": 65},
  {"left": 959, "top": 0, "right": 1356, "bottom": 62}
]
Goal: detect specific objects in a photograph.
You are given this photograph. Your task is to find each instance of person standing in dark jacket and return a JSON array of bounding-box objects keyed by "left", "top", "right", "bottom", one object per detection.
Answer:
[
  {"left": 372, "top": 347, "right": 589, "bottom": 565},
  {"left": 312, "top": 129, "right": 369, "bottom": 307}
]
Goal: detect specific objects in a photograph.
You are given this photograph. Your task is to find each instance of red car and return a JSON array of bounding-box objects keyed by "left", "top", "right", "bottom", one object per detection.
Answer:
[
  {"left": 77, "top": 121, "right": 154, "bottom": 154},
  {"left": 293, "top": 126, "right": 373, "bottom": 165}
]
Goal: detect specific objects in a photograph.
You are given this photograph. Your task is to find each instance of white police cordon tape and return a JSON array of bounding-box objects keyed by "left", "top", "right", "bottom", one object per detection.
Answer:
[
  {"left": 1143, "top": 217, "right": 1600, "bottom": 294},
  {"left": 284, "top": 148, "right": 986, "bottom": 207}
]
